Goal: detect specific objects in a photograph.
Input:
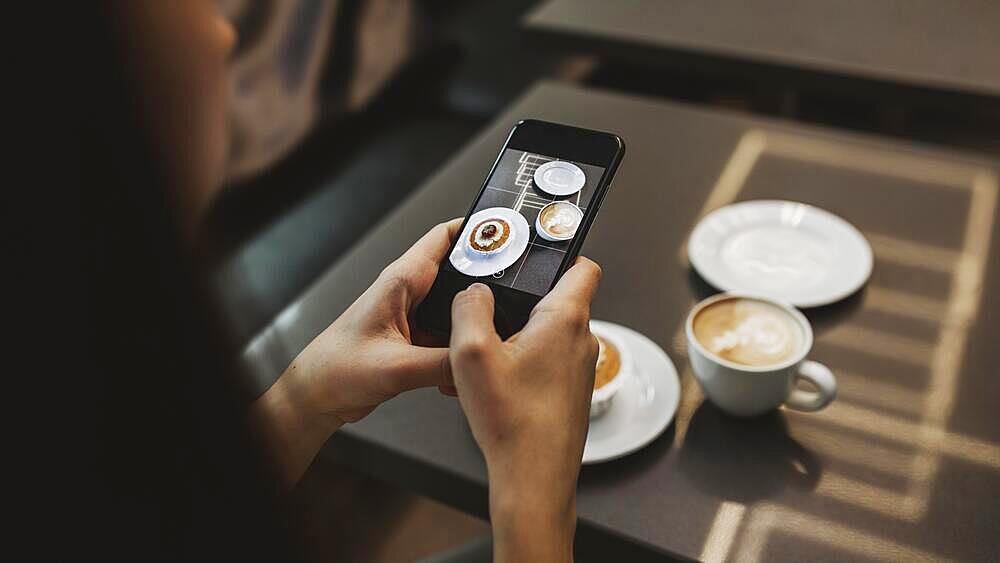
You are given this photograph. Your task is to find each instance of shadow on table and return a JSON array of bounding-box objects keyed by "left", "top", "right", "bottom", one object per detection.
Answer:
[
  {"left": 686, "top": 267, "right": 719, "bottom": 303},
  {"left": 678, "top": 402, "right": 822, "bottom": 503},
  {"left": 578, "top": 422, "right": 677, "bottom": 487},
  {"left": 576, "top": 424, "right": 686, "bottom": 563},
  {"left": 801, "top": 285, "right": 867, "bottom": 336}
]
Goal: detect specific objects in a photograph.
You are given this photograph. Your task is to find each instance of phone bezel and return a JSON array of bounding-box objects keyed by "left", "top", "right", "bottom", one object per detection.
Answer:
[
  {"left": 419, "top": 119, "right": 625, "bottom": 337},
  {"left": 450, "top": 119, "right": 624, "bottom": 294}
]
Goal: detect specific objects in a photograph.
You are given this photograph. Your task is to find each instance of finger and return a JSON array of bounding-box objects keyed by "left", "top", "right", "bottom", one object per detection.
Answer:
[
  {"left": 514, "top": 257, "right": 601, "bottom": 345},
  {"left": 398, "top": 218, "right": 463, "bottom": 272},
  {"left": 450, "top": 283, "right": 500, "bottom": 357},
  {"left": 438, "top": 385, "right": 458, "bottom": 397},
  {"left": 385, "top": 345, "right": 453, "bottom": 392},
  {"left": 382, "top": 218, "right": 463, "bottom": 304},
  {"left": 534, "top": 256, "right": 602, "bottom": 316}
]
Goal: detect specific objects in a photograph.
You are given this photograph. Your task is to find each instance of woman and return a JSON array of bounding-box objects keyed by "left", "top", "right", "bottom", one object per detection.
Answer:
[{"left": 89, "top": 2, "right": 599, "bottom": 561}]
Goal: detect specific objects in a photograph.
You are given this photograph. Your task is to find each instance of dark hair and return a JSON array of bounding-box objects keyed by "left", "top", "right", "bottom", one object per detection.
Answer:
[{"left": 83, "top": 5, "right": 298, "bottom": 560}]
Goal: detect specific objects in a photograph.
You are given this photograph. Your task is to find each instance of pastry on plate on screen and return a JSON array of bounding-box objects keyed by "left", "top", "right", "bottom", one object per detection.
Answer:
[{"left": 467, "top": 218, "right": 513, "bottom": 256}]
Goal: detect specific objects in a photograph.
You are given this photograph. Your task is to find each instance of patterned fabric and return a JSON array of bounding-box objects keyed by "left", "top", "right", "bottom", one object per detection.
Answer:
[{"left": 220, "top": 0, "right": 419, "bottom": 179}]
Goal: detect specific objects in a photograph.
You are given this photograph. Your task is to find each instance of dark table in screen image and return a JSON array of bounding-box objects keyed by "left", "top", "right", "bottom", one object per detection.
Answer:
[
  {"left": 240, "top": 82, "right": 1000, "bottom": 562},
  {"left": 466, "top": 149, "right": 603, "bottom": 294},
  {"left": 525, "top": 0, "right": 1000, "bottom": 107}
]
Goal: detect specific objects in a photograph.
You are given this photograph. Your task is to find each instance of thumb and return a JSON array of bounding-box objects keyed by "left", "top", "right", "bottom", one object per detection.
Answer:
[
  {"left": 383, "top": 345, "right": 452, "bottom": 392},
  {"left": 450, "top": 283, "right": 500, "bottom": 357}
]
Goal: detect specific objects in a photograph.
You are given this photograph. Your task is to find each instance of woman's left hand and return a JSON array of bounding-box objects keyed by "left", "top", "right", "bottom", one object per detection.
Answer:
[
  {"left": 295, "top": 218, "right": 461, "bottom": 421},
  {"left": 253, "top": 219, "right": 461, "bottom": 486}
]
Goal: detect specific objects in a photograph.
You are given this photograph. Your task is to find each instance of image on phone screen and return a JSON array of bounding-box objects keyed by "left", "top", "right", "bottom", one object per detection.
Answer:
[{"left": 442, "top": 149, "right": 606, "bottom": 296}]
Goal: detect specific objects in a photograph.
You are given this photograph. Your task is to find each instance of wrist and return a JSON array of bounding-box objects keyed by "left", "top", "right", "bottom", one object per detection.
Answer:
[
  {"left": 268, "top": 366, "right": 344, "bottom": 439},
  {"left": 488, "top": 466, "right": 578, "bottom": 562},
  {"left": 251, "top": 361, "right": 343, "bottom": 489},
  {"left": 278, "top": 352, "right": 346, "bottom": 436}
]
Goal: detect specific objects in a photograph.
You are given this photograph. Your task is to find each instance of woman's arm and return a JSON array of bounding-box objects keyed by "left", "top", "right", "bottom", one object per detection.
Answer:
[
  {"left": 249, "top": 362, "right": 344, "bottom": 488},
  {"left": 249, "top": 220, "right": 462, "bottom": 488}
]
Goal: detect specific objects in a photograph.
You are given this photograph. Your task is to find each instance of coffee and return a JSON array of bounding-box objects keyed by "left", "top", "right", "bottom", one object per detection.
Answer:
[
  {"left": 686, "top": 294, "right": 836, "bottom": 416},
  {"left": 538, "top": 201, "right": 582, "bottom": 239},
  {"left": 692, "top": 297, "right": 802, "bottom": 367}
]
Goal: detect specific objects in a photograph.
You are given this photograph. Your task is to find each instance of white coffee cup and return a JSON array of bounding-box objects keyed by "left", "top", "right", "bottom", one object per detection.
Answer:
[{"left": 685, "top": 293, "right": 837, "bottom": 417}]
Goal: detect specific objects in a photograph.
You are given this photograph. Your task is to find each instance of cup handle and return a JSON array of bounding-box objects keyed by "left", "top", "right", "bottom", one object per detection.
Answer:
[{"left": 784, "top": 361, "right": 837, "bottom": 412}]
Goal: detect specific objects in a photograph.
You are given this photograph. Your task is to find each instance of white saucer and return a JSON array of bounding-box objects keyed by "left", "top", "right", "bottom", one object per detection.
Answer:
[
  {"left": 583, "top": 321, "right": 680, "bottom": 465},
  {"left": 688, "top": 200, "right": 873, "bottom": 308},
  {"left": 449, "top": 207, "right": 530, "bottom": 277},
  {"left": 533, "top": 161, "right": 586, "bottom": 195}
]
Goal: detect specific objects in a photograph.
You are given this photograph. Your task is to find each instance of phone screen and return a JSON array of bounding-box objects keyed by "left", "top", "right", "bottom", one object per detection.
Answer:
[{"left": 441, "top": 149, "right": 607, "bottom": 296}]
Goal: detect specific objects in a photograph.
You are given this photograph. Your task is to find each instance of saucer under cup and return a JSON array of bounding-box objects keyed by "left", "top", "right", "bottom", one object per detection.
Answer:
[{"left": 584, "top": 321, "right": 680, "bottom": 464}]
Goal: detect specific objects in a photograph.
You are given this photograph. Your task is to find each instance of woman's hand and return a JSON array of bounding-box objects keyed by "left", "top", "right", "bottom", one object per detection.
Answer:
[
  {"left": 252, "top": 219, "right": 462, "bottom": 487},
  {"left": 449, "top": 258, "right": 602, "bottom": 563}
]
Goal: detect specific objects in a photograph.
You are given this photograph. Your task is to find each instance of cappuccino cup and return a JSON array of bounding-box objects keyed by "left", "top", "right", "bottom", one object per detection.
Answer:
[{"left": 685, "top": 293, "right": 836, "bottom": 417}]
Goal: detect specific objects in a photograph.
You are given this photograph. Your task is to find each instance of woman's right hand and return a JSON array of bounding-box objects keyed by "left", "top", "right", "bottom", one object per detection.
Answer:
[{"left": 448, "top": 258, "right": 602, "bottom": 563}]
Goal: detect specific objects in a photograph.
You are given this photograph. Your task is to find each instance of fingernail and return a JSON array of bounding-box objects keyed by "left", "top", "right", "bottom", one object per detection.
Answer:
[{"left": 467, "top": 283, "right": 491, "bottom": 294}]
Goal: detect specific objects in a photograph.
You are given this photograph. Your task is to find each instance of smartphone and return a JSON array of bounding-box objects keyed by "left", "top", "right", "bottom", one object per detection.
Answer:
[{"left": 417, "top": 119, "right": 625, "bottom": 339}]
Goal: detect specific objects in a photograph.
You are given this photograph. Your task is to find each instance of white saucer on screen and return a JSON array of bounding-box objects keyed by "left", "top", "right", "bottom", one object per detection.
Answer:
[
  {"left": 583, "top": 321, "right": 680, "bottom": 465},
  {"left": 449, "top": 207, "right": 530, "bottom": 277},
  {"left": 688, "top": 200, "right": 872, "bottom": 308},
  {"left": 533, "top": 161, "right": 586, "bottom": 196}
]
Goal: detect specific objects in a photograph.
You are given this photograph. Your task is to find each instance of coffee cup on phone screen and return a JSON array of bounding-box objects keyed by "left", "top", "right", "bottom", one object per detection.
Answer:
[{"left": 685, "top": 293, "right": 837, "bottom": 417}]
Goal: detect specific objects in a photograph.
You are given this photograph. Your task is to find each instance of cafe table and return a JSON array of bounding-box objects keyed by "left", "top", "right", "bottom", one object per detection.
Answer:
[
  {"left": 241, "top": 82, "right": 1000, "bottom": 562},
  {"left": 525, "top": 0, "right": 1000, "bottom": 107}
]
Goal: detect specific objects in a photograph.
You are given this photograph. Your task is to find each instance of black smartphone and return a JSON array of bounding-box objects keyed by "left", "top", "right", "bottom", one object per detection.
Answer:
[{"left": 417, "top": 119, "right": 625, "bottom": 339}]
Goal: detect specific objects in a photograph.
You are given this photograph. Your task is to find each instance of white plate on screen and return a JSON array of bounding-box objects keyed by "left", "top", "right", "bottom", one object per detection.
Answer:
[
  {"left": 688, "top": 200, "right": 873, "bottom": 308},
  {"left": 533, "top": 160, "right": 586, "bottom": 196},
  {"left": 449, "top": 207, "right": 530, "bottom": 277},
  {"left": 583, "top": 321, "right": 680, "bottom": 465}
]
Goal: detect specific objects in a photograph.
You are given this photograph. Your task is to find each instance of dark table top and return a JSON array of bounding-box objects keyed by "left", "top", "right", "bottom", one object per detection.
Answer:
[
  {"left": 525, "top": 0, "right": 1000, "bottom": 103},
  {"left": 241, "top": 82, "right": 1000, "bottom": 562}
]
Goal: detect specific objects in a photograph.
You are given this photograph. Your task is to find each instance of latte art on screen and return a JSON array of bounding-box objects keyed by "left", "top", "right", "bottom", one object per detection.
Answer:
[
  {"left": 693, "top": 298, "right": 802, "bottom": 367},
  {"left": 540, "top": 203, "right": 581, "bottom": 237}
]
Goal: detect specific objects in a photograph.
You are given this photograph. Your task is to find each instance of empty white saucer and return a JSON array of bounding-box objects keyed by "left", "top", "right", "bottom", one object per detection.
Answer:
[
  {"left": 688, "top": 200, "right": 873, "bottom": 308},
  {"left": 533, "top": 160, "right": 586, "bottom": 195},
  {"left": 584, "top": 321, "right": 680, "bottom": 465},
  {"left": 449, "top": 207, "right": 530, "bottom": 277}
]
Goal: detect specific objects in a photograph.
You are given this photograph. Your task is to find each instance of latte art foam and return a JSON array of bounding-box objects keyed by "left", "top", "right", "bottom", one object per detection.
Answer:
[
  {"left": 693, "top": 298, "right": 802, "bottom": 367},
  {"left": 540, "top": 202, "right": 581, "bottom": 237}
]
